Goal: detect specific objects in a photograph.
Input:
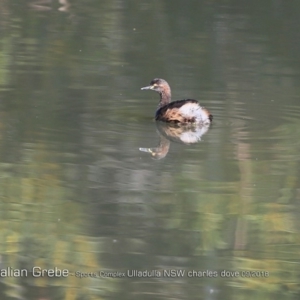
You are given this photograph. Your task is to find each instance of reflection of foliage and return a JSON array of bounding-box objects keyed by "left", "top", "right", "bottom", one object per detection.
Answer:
[
  {"left": 0, "top": 144, "right": 110, "bottom": 299},
  {"left": 232, "top": 258, "right": 299, "bottom": 295},
  {"left": 0, "top": 38, "right": 11, "bottom": 87},
  {"left": 151, "top": 143, "right": 300, "bottom": 297},
  {"left": 0, "top": 0, "right": 300, "bottom": 299}
]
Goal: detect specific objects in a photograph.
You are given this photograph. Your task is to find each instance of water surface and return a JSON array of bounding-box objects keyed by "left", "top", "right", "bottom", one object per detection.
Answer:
[{"left": 0, "top": 0, "right": 300, "bottom": 299}]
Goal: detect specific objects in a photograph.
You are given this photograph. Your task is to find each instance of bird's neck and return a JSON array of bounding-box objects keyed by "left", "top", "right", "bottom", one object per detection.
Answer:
[{"left": 158, "top": 90, "right": 171, "bottom": 108}]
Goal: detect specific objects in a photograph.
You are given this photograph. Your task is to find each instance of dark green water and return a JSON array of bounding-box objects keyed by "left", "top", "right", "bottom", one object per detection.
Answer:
[{"left": 0, "top": 0, "right": 300, "bottom": 299}]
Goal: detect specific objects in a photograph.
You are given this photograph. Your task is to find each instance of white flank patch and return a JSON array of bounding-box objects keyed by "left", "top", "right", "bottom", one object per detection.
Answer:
[{"left": 178, "top": 102, "right": 209, "bottom": 123}]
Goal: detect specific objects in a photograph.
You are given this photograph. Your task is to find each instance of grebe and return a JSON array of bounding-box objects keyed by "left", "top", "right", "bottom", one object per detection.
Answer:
[{"left": 141, "top": 78, "right": 213, "bottom": 124}]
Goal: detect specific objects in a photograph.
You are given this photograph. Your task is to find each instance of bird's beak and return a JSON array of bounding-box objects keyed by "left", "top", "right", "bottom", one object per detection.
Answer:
[{"left": 141, "top": 85, "right": 153, "bottom": 90}]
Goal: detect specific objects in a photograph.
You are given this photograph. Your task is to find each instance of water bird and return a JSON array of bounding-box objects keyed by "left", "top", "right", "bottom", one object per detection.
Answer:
[{"left": 141, "top": 78, "right": 213, "bottom": 125}]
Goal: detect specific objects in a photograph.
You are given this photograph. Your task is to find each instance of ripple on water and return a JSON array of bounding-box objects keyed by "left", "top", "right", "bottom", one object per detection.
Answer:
[{"left": 200, "top": 98, "right": 300, "bottom": 163}]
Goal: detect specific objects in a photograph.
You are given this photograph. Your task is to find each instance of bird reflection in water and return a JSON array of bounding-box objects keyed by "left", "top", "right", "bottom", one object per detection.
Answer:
[
  {"left": 29, "top": 0, "right": 70, "bottom": 11},
  {"left": 139, "top": 122, "right": 211, "bottom": 159}
]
